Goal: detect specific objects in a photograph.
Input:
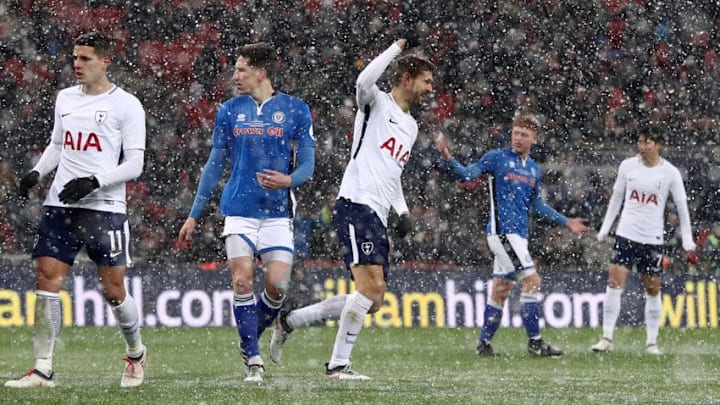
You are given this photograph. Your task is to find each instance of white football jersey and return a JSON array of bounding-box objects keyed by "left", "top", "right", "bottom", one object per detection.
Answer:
[
  {"left": 43, "top": 85, "right": 146, "bottom": 214},
  {"left": 337, "top": 44, "right": 415, "bottom": 226},
  {"left": 606, "top": 156, "right": 690, "bottom": 245}
]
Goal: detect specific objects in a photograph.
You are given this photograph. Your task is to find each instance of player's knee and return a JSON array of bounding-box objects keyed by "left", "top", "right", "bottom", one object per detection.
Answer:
[
  {"left": 265, "top": 270, "right": 290, "bottom": 292},
  {"left": 491, "top": 279, "right": 512, "bottom": 301},
  {"left": 490, "top": 290, "right": 510, "bottom": 306},
  {"left": 521, "top": 280, "right": 541, "bottom": 295},
  {"left": 35, "top": 266, "right": 67, "bottom": 292},
  {"left": 368, "top": 278, "right": 386, "bottom": 297},
  {"left": 607, "top": 277, "right": 626, "bottom": 289},
  {"left": 264, "top": 285, "right": 287, "bottom": 301},
  {"left": 645, "top": 285, "right": 661, "bottom": 296},
  {"left": 233, "top": 275, "right": 254, "bottom": 293},
  {"left": 607, "top": 265, "right": 628, "bottom": 288},
  {"left": 35, "top": 274, "right": 62, "bottom": 292},
  {"left": 357, "top": 285, "right": 385, "bottom": 312},
  {"left": 102, "top": 287, "right": 126, "bottom": 306}
]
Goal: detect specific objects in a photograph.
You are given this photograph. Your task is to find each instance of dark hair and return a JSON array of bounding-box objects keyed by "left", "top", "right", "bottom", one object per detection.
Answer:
[
  {"left": 638, "top": 125, "right": 666, "bottom": 144},
  {"left": 391, "top": 55, "right": 435, "bottom": 86},
  {"left": 73, "top": 31, "right": 112, "bottom": 57},
  {"left": 237, "top": 42, "right": 277, "bottom": 77}
]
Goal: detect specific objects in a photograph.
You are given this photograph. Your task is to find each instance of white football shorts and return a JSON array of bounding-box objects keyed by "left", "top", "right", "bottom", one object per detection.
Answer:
[
  {"left": 223, "top": 216, "right": 294, "bottom": 263},
  {"left": 486, "top": 233, "right": 537, "bottom": 281}
]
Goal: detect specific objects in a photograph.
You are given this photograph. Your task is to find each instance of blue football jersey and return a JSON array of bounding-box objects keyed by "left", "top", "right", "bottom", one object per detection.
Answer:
[
  {"left": 212, "top": 93, "right": 315, "bottom": 218},
  {"left": 449, "top": 148, "right": 562, "bottom": 238}
]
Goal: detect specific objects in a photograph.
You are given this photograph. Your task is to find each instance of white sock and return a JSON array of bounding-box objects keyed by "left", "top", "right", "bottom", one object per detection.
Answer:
[
  {"left": 247, "top": 355, "right": 264, "bottom": 366},
  {"left": 645, "top": 293, "right": 661, "bottom": 346},
  {"left": 33, "top": 291, "right": 62, "bottom": 374},
  {"left": 286, "top": 294, "right": 348, "bottom": 329},
  {"left": 328, "top": 292, "right": 373, "bottom": 369},
  {"left": 112, "top": 294, "right": 144, "bottom": 357},
  {"left": 602, "top": 286, "right": 623, "bottom": 341}
]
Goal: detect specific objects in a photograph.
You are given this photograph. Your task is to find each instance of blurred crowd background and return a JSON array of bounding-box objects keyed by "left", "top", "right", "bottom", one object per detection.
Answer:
[{"left": 2, "top": 0, "right": 720, "bottom": 274}]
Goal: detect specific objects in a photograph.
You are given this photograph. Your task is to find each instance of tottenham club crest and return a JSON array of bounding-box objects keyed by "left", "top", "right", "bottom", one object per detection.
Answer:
[
  {"left": 361, "top": 242, "right": 374, "bottom": 256},
  {"left": 95, "top": 111, "right": 108, "bottom": 125},
  {"left": 272, "top": 111, "right": 286, "bottom": 124}
]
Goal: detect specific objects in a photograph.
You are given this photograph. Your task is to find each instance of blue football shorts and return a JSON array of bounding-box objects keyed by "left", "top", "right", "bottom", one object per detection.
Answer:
[
  {"left": 332, "top": 198, "right": 389, "bottom": 280},
  {"left": 33, "top": 206, "right": 132, "bottom": 267},
  {"left": 610, "top": 235, "right": 665, "bottom": 275}
]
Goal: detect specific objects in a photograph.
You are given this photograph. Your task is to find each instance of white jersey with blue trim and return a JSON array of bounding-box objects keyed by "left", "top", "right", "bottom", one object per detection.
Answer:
[
  {"left": 337, "top": 43, "right": 414, "bottom": 226},
  {"left": 43, "top": 84, "right": 146, "bottom": 214}
]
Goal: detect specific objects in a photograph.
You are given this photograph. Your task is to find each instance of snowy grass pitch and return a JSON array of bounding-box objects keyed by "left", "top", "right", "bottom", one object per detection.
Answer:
[{"left": 1, "top": 326, "right": 718, "bottom": 404}]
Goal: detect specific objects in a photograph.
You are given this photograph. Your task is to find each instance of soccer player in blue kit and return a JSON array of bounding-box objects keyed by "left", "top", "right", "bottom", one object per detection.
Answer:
[
  {"left": 268, "top": 39, "right": 435, "bottom": 380},
  {"left": 435, "top": 113, "right": 591, "bottom": 357},
  {"left": 177, "top": 42, "right": 315, "bottom": 382}
]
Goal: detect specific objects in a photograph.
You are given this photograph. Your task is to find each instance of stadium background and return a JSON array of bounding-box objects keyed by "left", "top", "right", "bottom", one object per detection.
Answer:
[{"left": 1, "top": 1, "right": 719, "bottom": 329}]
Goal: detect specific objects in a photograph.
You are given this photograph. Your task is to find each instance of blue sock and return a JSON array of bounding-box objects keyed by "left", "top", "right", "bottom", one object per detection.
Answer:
[
  {"left": 480, "top": 305, "right": 503, "bottom": 343},
  {"left": 233, "top": 293, "right": 259, "bottom": 359},
  {"left": 256, "top": 290, "right": 283, "bottom": 338},
  {"left": 521, "top": 301, "right": 541, "bottom": 339}
]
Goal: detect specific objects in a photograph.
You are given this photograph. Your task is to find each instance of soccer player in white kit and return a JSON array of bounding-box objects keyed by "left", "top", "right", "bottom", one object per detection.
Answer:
[
  {"left": 269, "top": 39, "right": 434, "bottom": 379},
  {"left": 6, "top": 32, "right": 147, "bottom": 388},
  {"left": 591, "top": 127, "right": 695, "bottom": 355}
]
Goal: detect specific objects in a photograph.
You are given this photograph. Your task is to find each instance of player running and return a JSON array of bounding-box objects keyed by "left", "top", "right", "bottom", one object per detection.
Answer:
[{"left": 269, "top": 39, "right": 434, "bottom": 379}]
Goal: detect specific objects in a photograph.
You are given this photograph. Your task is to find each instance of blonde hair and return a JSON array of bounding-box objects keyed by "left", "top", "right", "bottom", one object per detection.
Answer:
[{"left": 512, "top": 113, "right": 541, "bottom": 132}]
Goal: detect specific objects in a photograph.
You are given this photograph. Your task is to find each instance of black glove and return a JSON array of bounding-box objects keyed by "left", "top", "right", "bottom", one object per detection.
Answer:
[
  {"left": 395, "top": 214, "right": 413, "bottom": 238},
  {"left": 18, "top": 170, "right": 40, "bottom": 198},
  {"left": 405, "top": 32, "right": 421, "bottom": 50},
  {"left": 58, "top": 176, "right": 100, "bottom": 204}
]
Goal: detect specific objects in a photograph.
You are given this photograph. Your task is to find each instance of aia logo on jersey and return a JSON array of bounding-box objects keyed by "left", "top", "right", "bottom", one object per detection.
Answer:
[
  {"left": 629, "top": 190, "right": 658, "bottom": 205},
  {"left": 64, "top": 131, "right": 102, "bottom": 151},
  {"left": 380, "top": 136, "right": 410, "bottom": 165}
]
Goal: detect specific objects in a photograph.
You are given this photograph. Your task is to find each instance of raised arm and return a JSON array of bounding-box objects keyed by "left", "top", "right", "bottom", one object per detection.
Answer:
[{"left": 356, "top": 40, "right": 405, "bottom": 106}]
